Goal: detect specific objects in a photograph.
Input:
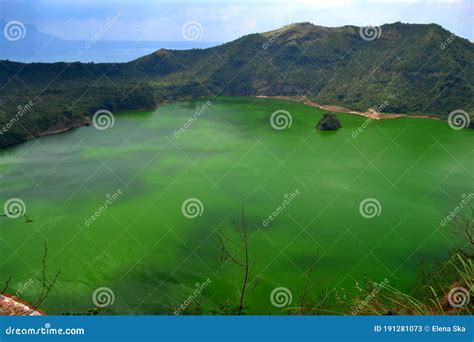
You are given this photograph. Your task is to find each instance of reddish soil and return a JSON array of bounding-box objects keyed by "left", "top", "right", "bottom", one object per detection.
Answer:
[{"left": 0, "top": 294, "right": 44, "bottom": 315}]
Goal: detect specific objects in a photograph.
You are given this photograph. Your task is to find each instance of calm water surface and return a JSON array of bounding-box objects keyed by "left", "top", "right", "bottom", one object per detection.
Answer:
[{"left": 1, "top": 97, "right": 472, "bottom": 314}]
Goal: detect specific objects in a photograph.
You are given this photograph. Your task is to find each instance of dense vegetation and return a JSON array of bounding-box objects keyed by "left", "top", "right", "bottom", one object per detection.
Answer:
[
  {"left": 316, "top": 113, "right": 341, "bottom": 131},
  {"left": 0, "top": 22, "right": 473, "bottom": 147}
]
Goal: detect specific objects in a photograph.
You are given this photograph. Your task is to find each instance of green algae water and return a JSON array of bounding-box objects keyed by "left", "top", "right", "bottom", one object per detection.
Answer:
[{"left": 1, "top": 97, "right": 472, "bottom": 314}]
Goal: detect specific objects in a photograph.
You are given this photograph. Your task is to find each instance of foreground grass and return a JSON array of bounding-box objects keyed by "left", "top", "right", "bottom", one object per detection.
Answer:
[
  {"left": 174, "top": 252, "right": 473, "bottom": 316},
  {"left": 348, "top": 252, "right": 473, "bottom": 315}
]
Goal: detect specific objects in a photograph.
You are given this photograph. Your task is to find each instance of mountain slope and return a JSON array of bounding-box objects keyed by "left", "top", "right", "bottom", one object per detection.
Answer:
[{"left": 0, "top": 22, "right": 473, "bottom": 147}]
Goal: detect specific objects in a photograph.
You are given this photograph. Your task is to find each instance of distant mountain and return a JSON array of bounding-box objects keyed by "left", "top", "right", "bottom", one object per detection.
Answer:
[
  {"left": 0, "top": 22, "right": 473, "bottom": 148},
  {"left": 0, "top": 20, "right": 63, "bottom": 53},
  {"left": 0, "top": 20, "right": 219, "bottom": 63}
]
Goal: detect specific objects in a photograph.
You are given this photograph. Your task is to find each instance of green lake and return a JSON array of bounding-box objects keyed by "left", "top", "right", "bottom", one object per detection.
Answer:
[{"left": 1, "top": 97, "right": 472, "bottom": 314}]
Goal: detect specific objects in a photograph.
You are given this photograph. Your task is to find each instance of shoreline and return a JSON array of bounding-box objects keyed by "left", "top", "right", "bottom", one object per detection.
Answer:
[
  {"left": 0, "top": 96, "right": 452, "bottom": 150},
  {"left": 255, "top": 95, "right": 443, "bottom": 121},
  {"left": 26, "top": 120, "right": 91, "bottom": 140},
  {"left": 1, "top": 118, "right": 91, "bottom": 150}
]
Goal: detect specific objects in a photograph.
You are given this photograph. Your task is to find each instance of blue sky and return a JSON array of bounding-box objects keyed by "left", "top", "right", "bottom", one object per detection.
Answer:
[{"left": 1, "top": 0, "right": 472, "bottom": 42}]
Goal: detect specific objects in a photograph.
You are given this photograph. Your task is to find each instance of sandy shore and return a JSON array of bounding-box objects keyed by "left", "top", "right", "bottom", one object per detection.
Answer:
[{"left": 256, "top": 95, "right": 441, "bottom": 121}]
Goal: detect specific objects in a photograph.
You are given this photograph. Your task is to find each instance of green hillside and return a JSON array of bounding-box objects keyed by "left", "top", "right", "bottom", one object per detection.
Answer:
[{"left": 0, "top": 22, "right": 473, "bottom": 147}]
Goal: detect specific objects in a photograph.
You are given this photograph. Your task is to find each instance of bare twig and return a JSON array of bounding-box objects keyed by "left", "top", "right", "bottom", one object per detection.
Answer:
[
  {"left": 1, "top": 276, "right": 12, "bottom": 294},
  {"left": 445, "top": 203, "right": 474, "bottom": 254},
  {"left": 298, "top": 252, "right": 320, "bottom": 315},
  {"left": 193, "top": 288, "right": 206, "bottom": 314},
  {"left": 32, "top": 242, "right": 61, "bottom": 310},
  {"left": 217, "top": 205, "right": 254, "bottom": 315},
  {"left": 238, "top": 206, "right": 249, "bottom": 315},
  {"left": 1, "top": 213, "right": 33, "bottom": 223}
]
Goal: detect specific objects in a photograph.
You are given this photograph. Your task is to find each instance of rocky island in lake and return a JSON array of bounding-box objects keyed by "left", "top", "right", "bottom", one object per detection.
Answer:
[{"left": 316, "top": 112, "right": 342, "bottom": 131}]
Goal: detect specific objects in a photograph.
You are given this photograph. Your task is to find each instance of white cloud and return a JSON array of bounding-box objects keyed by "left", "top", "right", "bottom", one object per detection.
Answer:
[{"left": 13, "top": 0, "right": 474, "bottom": 41}]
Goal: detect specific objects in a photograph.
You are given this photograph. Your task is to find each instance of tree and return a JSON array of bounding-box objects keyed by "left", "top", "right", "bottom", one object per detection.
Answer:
[
  {"left": 1, "top": 242, "right": 60, "bottom": 315},
  {"left": 316, "top": 113, "right": 341, "bottom": 131},
  {"left": 33, "top": 242, "right": 61, "bottom": 310},
  {"left": 445, "top": 202, "right": 474, "bottom": 256},
  {"left": 217, "top": 206, "right": 255, "bottom": 315}
]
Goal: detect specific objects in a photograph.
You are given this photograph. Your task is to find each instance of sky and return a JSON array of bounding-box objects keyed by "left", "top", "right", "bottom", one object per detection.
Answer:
[{"left": 0, "top": 0, "right": 473, "bottom": 42}]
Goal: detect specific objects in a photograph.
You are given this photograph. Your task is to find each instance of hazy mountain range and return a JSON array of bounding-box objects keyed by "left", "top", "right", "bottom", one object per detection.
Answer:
[
  {"left": 0, "top": 20, "right": 219, "bottom": 63},
  {"left": 0, "top": 22, "right": 473, "bottom": 148}
]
